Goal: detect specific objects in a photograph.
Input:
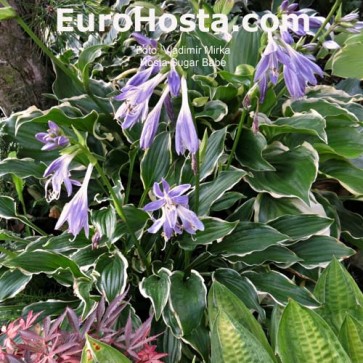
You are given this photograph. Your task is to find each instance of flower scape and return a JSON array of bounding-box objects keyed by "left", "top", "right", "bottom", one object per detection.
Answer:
[{"left": 1, "top": 0, "right": 363, "bottom": 362}]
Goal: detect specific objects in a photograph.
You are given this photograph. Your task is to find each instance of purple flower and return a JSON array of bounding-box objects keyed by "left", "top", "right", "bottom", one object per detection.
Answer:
[
  {"left": 35, "top": 121, "right": 69, "bottom": 151},
  {"left": 132, "top": 32, "right": 157, "bottom": 49},
  {"left": 115, "top": 73, "right": 167, "bottom": 129},
  {"left": 43, "top": 153, "right": 80, "bottom": 201},
  {"left": 167, "top": 61, "right": 181, "bottom": 97},
  {"left": 55, "top": 164, "right": 93, "bottom": 237},
  {"left": 140, "top": 86, "right": 170, "bottom": 150},
  {"left": 144, "top": 179, "right": 204, "bottom": 241},
  {"left": 254, "top": 34, "right": 323, "bottom": 101},
  {"left": 175, "top": 77, "right": 199, "bottom": 155}
]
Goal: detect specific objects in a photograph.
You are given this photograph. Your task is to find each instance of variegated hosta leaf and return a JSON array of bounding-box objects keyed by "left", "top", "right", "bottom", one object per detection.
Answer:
[
  {"left": 140, "top": 268, "right": 171, "bottom": 321},
  {"left": 277, "top": 300, "right": 351, "bottom": 363},
  {"left": 314, "top": 258, "right": 363, "bottom": 332},
  {"left": 245, "top": 142, "right": 319, "bottom": 204}
]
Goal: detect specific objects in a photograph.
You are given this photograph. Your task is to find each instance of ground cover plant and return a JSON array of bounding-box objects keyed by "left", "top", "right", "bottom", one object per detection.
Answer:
[{"left": 1, "top": 0, "right": 363, "bottom": 361}]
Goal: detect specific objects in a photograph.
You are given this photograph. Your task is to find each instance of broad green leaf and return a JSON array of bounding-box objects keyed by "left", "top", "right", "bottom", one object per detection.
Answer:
[
  {"left": 196, "top": 100, "right": 228, "bottom": 122},
  {"left": 163, "top": 328, "right": 182, "bottom": 363},
  {"left": 223, "top": 28, "right": 262, "bottom": 72},
  {"left": 91, "top": 207, "right": 117, "bottom": 244},
  {"left": 183, "top": 324, "right": 211, "bottom": 363},
  {"left": 260, "top": 112, "right": 327, "bottom": 143},
  {"left": 213, "top": 0, "right": 235, "bottom": 15},
  {"left": 211, "top": 191, "right": 245, "bottom": 212},
  {"left": 22, "top": 300, "right": 79, "bottom": 321},
  {"left": 0, "top": 158, "right": 46, "bottom": 178},
  {"left": 290, "top": 236, "right": 355, "bottom": 268},
  {"left": 244, "top": 271, "right": 319, "bottom": 307},
  {"left": 268, "top": 214, "right": 333, "bottom": 241},
  {"left": 332, "top": 42, "right": 363, "bottom": 79},
  {"left": 314, "top": 258, "right": 363, "bottom": 332},
  {"left": 95, "top": 251, "right": 128, "bottom": 302},
  {"left": 179, "top": 217, "right": 238, "bottom": 251},
  {"left": 235, "top": 129, "right": 275, "bottom": 171},
  {"left": 210, "top": 222, "right": 290, "bottom": 257},
  {"left": 140, "top": 268, "right": 171, "bottom": 321},
  {"left": 0, "top": 270, "right": 32, "bottom": 302},
  {"left": 4, "top": 250, "right": 88, "bottom": 279},
  {"left": 0, "top": 6, "right": 16, "bottom": 20},
  {"left": 213, "top": 269, "right": 265, "bottom": 318},
  {"left": 77, "top": 45, "right": 107, "bottom": 73},
  {"left": 81, "top": 335, "right": 131, "bottom": 363},
  {"left": 200, "top": 128, "right": 227, "bottom": 180},
  {"left": 0, "top": 196, "right": 16, "bottom": 219},
  {"left": 209, "top": 282, "right": 276, "bottom": 362},
  {"left": 339, "top": 315, "right": 363, "bottom": 363},
  {"left": 255, "top": 193, "right": 328, "bottom": 223},
  {"left": 240, "top": 245, "right": 301, "bottom": 268},
  {"left": 140, "top": 132, "right": 171, "bottom": 189},
  {"left": 190, "top": 168, "right": 246, "bottom": 215},
  {"left": 277, "top": 300, "right": 351, "bottom": 363},
  {"left": 320, "top": 158, "right": 363, "bottom": 195},
  {"left": 169, "top": 270, "right": 207, "bottom": 336},
  {"left": 284, "top": 98, "right": 358, "bottom": 122},
  {"left": 246, "top": 143, "right": 318, "bottom": 204}
]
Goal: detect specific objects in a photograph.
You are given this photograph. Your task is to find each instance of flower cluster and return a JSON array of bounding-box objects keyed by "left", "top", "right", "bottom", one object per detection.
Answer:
[
  {"left": 0, "top": 293, "right": 167, "bottom": 363},
  {"left": 115, "top": 33, "right": 199, "bottom": 155},
  {"left": 144, "top": 179, "right": 204, "bottom": 242}
]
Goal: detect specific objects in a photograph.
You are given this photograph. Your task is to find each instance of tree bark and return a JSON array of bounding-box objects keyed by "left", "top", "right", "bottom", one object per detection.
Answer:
[{"left": 0, "top": 0, "right": 53, "bottom": 117}]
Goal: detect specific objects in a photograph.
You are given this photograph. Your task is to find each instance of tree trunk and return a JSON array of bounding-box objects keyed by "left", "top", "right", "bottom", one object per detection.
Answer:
[{"left": 0, "top": 0, "right": 53, "bottom": 117}]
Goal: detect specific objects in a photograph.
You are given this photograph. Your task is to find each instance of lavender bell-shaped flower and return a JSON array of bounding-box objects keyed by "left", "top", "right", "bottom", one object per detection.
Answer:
[
  {"left": 140, "top": 86, "right": 170, "bottom": 150},
  {"left": 55, "top": 164, "right": 93, "bottom": 238},
  {"left": 35, "top": 121, "right": 69, "bottom": 151},
  {"left": 168, "top": 60, "right": 181, "bottom": 97},
  {"left": 43, "top": 153, "right": 80, "bottom": 201},
  {"left": 144, "top": 179, "right": 204, "bottom": 241},
  {"left": 175, "top": 77, "right": 199, "bottom": 155},
  {"left": 132, "top": 32, "right": 157, "bottom": 48}
]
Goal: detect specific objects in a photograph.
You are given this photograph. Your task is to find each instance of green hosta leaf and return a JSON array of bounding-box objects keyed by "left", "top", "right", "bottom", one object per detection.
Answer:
[
  {"left": 169, "top": 270, "right": 207, "bottom": 336},
  {"left": 320, "top": 158, "right": 363, "bottom": 195},
  {"left": 95, "top": 251, "right": 128, "bottom": 302},
  {"left": 240, "top": 245, "right": 301, "bottom": 268},
  {"left": 235, "top": 129, "right": 275, "bottom": 171},
  {"left": 314, "top": 258, "right": 363, "bottom": 332},
  {"left": 140, "top": 268, "right": 171, "bottom": 321},
  {"left": 339, "top": 315, "right": 363, "bottom": 363},
  {"left": 259, "top": 112, "right": 327, "bottom": 143},
  {"left": 183, "top": 324, "right": 211, "bottom": 363},
  {"left": 178, "top": 217, "right": 238, "bottom": 251},
  {"left": 213, "top": 0, "right": 235, "bottom": 15},
  {"left": 189, "top": 167, "right": 246, "bottom": 216},
  {"left": 284, "top": 98, "right": 358, "bottom": 122},
  {"left": 268, "top": 214, "right": 333, "bottom": 241},
  {"left": 223, "top": 28, "right": 262, "bottom": 72},
  {"left": 0, "top": 6, "right": 16, "bottom": 20},
  {"left": 0, "top": 158, "right": 46, "bottom": 178},
  {"left": 244, "top": 271, "right": 319, "bottom": 307},
  {"left": 141, "top": 132, "right": 171, "bottom": 189},
  {"left": 277, "top": 300, "right": 351, "bottom": 363},
  {"left": 163, "top": 328, "right": 182, "bottom": 363},
  {"left": 196, "top": 100, "right": 228, "bottom": 122},
  {"left": 4, "top": 250, "right": 88, "bottom": 279},
  {"left": 211, "top": 192, "right": 245, "bottom": 212},
  {"left": 0, "top": 196, "right": 17, "bottom": 219},
  {"left": 91, "top": 207, "right": 117, "bottom": 244},
  {"left": 200, "top": 128, "right": 227, "bottom": 181},
  {"left": 210, "top": 222, "right": 290, "bottom": 257},
  {"left": 81, "top": 335, "right": 131, "bottom": 363},
  {"left": 208, "top": 282, "right": 276, "bottom": 362},
  {"left": 246, "top": 142, "right": 319, "bottom": 204},
  {"left": 332, "top": 42, "right": 363, "bottom": 79},
  {"left": 22, "top": 300, "right": 79, "bottom": 321},
  {"left": 77, "top": 45, "right": 107, "bottom": 73},
  {"left": 290, "top": 236, "right": 355, "bottom": 268},
  {"left": 213, "top": 269, "right": 265, "bottom": 318},
  {"left": 255, "top": 193, "right": 328, "bottom": 223},
  {"left": 0, "top": 270, "right": 32, "bottom": 302}
]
